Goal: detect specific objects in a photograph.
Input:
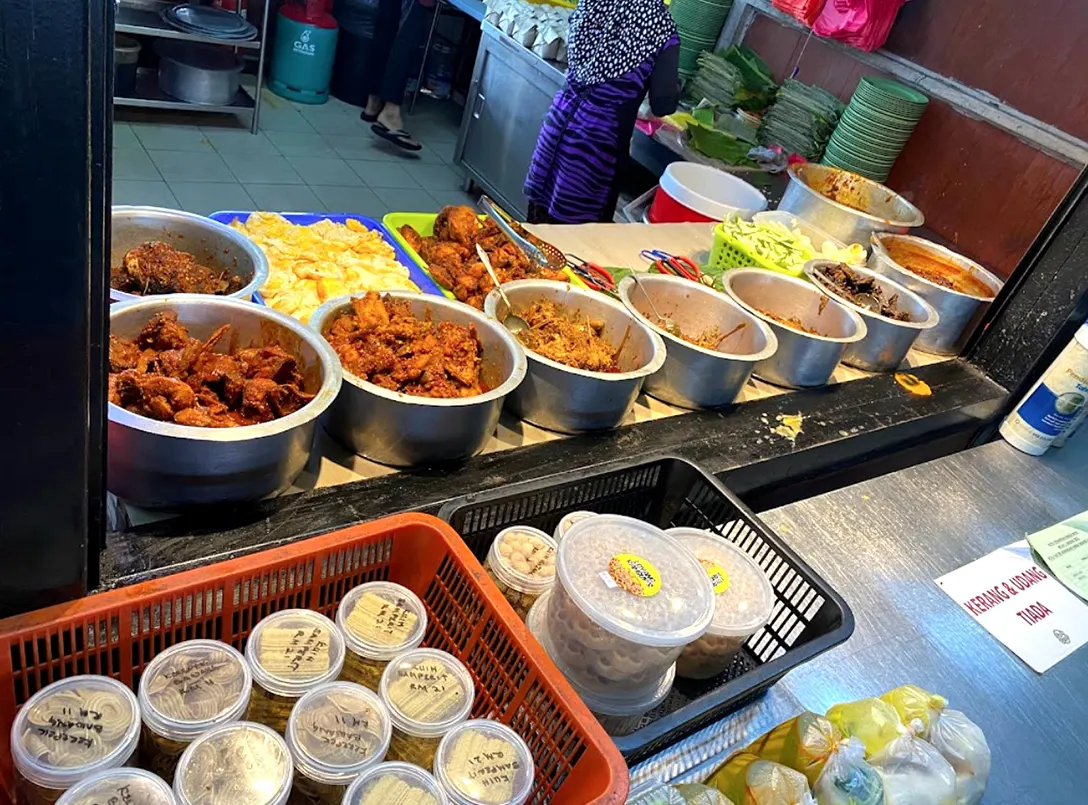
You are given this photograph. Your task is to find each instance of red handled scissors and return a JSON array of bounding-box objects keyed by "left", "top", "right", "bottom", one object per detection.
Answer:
[
  {"left": 566, "top": 253, "right": 618, "bottom": 295},
  {"left": 639, "top": 249, "right": 702, "bottom": 283}
]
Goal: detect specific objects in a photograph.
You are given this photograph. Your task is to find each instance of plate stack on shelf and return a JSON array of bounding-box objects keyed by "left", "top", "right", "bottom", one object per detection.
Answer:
[
  {"left": 756, "top": 78, "right": 843, "bottom": 160},
  {"left": 670, "top": 0, "right": 734, "bottom": 78},
  {"left": 161, "top": 3, "right": 258, "bottom": 41},
  {"left": 822, "top": 76, "right": 928, "bottom": 182}
]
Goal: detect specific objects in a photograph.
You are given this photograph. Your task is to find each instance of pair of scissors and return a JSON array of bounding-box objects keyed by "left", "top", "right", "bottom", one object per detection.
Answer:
[
  {"left": 566, "top": 253, "right": 617, "bottom": 295},
  {"left": 639, "top": 249, "right": 702, "bottom": 283}
]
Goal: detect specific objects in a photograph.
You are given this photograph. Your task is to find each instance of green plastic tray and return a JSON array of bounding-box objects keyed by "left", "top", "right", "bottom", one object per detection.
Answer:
[{"left": 709, "top": 222, "right": 809, "bottom": 279}]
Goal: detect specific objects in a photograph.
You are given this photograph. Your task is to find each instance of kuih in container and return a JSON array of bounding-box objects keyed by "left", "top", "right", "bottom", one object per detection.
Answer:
[
  {"left": 434, "top": 720, "right": 535, "bottom": 805},
  {"left": 666, "top": 528, "right": 776, "bottom": 680},
  {"left": 173, "top": 721, "right": 293, "bottom": 805},
  {"left": 337, "top": 582, "right": 428, "bottom": 690},
  {"left": 55, "top": 768, "right": 175, "bottom": 805},
  {"left": 343, "top": 761, "right": 449, "bottom": 805},
  {"left": 545, "top": 515, "right": 715, "bottom": 695},
  {"left": 379, "top": 649, "right": 475, "bottom": 771},
  {"left": 554, "top": 511, "right": 597, "bottom": 542},
  {"left": 286, "top": 682, "right": 392, "bottom": 805},
  {"left": 138, "top": 639, "right": 252, "bottom": 781},
  {"left": 485, "top": 526, "right": 557, "bottom": 620},
  {"left": 10, "top": 675, "right": 141, "bottom": 805},
  {"left": 246, "top": 609, "right": 346, "bottom": 734}
]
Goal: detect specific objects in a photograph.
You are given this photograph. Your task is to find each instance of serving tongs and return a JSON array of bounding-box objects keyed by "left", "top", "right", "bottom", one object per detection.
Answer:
[{"left": 477, "top": 195, "right": 565, "bottom": 272}]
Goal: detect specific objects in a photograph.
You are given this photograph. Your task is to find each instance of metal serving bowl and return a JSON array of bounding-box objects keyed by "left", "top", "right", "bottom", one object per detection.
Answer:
[
  {"left": 109, "top": 294, "right": 342, "bottom": 507},
  {"left": 778, "top": 164, "right": 924, "bottom": 245},
  {"left": 484, "top": 280, "right": 666, "bottom": 433},
  {"left": 804, "top": 260, "right": 940, "bottom": 372},
  {"left": 111, "top": 206, "right": 268, "bottom": 303},
  {"left": 722, "top": 269, "right": 867, "bottom": 388},
  {"left": 310, "top": 292, "right": 527, "bottom": 467},
  {"left": 617, "top": 274, "right": 778, "bottom": 409}
]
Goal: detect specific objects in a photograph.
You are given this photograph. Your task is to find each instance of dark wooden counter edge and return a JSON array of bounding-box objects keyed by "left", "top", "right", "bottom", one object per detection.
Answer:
[{"left": 101, "top": 359, "right": 1006, "bottom": 588}]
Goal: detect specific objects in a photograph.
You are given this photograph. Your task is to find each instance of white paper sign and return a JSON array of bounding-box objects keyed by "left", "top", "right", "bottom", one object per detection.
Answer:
[{"left": 936, "top": 540, "right": 1088, "bottom": 673}]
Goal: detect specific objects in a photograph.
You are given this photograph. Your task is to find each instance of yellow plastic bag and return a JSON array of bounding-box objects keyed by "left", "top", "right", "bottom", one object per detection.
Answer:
[
  {"left": 826, "top": 697, "right": 904, "bottom": 756},
  {"left": 812, "top": 738, "right": 885, "bottom": 805},
  {"left": 708, "top": 753, "right": 816, "bottom": 805},
  {"left": 674, "top": 783, "right": 736, "bottom": 805},
  {"left": 746, "top": 712, "right": 841, "bottom": 786},
  {"left": 880, "top": 685, "right": 948, "bottom": 732}
]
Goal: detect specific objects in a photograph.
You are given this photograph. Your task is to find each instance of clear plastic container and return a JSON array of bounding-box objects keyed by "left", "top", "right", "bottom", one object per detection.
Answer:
[
  {"left": 379, "top": 649, "right": 475, "bottom": 771},
  {"left": 434, "top": 720, "right": 534, "bottom": 805},
  {"left": 55, "top": 768, "right": 175, "bottom": 805},
  {"left": 526, "top": 592, "right": 673, "bottom": 736},
  {"left": 174, "top": 721, "right": 293, "bottom": 805},
  {"left": 286, "top": 682, "right": 392, "bottom": 805},
  {"left": 484, "top": 527, "right": 557, "bottom": 620},
  {"left": 245, "top": 609, "right": 346, "bottom": 734},
  {"left": 546, "top": 515, "right": 715, "bottom": 694},
  {"left": 336, "top": 582, "right": 428, "bottom": 691},
  {"left": 138, "top": 639, "right": 252, "bottom": 780},
  {"left": 343, "top": 761, "right": 449, "bottom": 805},
  {"left": 667, "top": 528, "right": 776, "bottom": 680},
  {"left": 10, "top": 675, "right": 141, "bottom": 805},
  {"left": 553, "top": 511, "right": 597, "bottom": 542}
]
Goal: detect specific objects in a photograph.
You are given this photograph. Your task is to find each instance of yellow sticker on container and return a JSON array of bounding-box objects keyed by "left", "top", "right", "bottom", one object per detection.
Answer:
[
  {"left": 606, "top": 554, "right": 661, "bottom": 597},
  {"left": 699, "top": 558, "right": 731, "bottom": 594}
]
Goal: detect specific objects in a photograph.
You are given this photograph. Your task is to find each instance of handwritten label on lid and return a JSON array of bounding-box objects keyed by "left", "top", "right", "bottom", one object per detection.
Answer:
[{"left": 259, "top": 626, "right": 331, "bottom": 680}]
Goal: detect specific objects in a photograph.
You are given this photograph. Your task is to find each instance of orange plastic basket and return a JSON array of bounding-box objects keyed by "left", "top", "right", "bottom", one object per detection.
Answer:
[{"left": 0, "top": 514, "right": 627, "bottom": 805}]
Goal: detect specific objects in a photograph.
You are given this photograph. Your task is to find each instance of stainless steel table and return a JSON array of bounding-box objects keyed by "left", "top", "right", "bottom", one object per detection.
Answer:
[{"left": 634, "top": 430, "right": 1088, "bottom": 802}]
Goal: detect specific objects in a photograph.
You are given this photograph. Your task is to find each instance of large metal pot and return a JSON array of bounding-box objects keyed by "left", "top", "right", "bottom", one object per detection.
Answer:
[
  {"left": 108, "top": 295, "right": 342, "bottom": 507},
  {"left": 778, "top": 163, "right": 924, "bottom": 245},
  {"left": 804, "top": 260, "right": 939, "bottom": 372},
  {"left": 869, "top": 234, "right": 1004, "bottom": 356},
  {"left": 484, "top": 280, "right": 666, "bottom": 433},
  {"left": 722, "top": 269, "right": 867, "bottom": 388},
  {"left": 617, "top": 274, "right": 777, "bottom": 408},
  {"left": 157, "top": 40, "right": 242, "bottom": 106},
  {"left": 111, "top": 206, "right": 268, "bottom": 303},
  {"left": 310, "top": 292, "right": 527, "bottom": 466}
]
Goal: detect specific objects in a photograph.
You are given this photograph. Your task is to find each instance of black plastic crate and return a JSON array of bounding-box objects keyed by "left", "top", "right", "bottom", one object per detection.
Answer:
[{"left": 437, "top": 456, "right": 854, "bottom": 764}]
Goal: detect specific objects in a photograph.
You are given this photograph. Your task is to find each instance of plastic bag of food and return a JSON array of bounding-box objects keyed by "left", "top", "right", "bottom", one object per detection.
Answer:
[
  {"left": 880, "top": 685, "right": 948, "bottom": 732},
  {"left": 869, "top": 730, "right": 957, "bottom": 805},
  {"left": 927, "top": 710, "right": 990, "bottom": 805},
  {"left": 746, "top": 712, "right": 842, "bottom": 786},
  {"left": 812, "top": 738, "right": 884, "bottom": 805},
  {"left": 826, "top": 697, "right": 904, "bottom": 756},
  {"left": 674, "top": 783, "right": 736, "bottom": 804},
  {"left": 708, "top": 753, "right": 817, "bottom": 805}
]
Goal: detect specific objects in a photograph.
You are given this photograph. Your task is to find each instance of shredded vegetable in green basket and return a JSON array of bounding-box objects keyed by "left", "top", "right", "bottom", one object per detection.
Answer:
[{"left": 718, "top": 219, "right": 865, "bottom": 271}]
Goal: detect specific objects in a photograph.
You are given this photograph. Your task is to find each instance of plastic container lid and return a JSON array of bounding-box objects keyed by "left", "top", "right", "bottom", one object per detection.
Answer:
[
  {"left": 556, "top": 515, "right": 716, "bottom": 648},
  {"left": 487, "top": 527, "right": 557, "bottom": 595},
  {"left": 139, "top": 639, "right": 252, "bottom": 741},
  {"left": 10, "top": 674, "right": 141, "bottom": 790},
  {"left": 666, "top": 528, "right": 776, "bottom": 636},
  {"left": 554, "top": 511, "right": 597, "bottom": 542},
  {"left": 56, "top": 768, "right": 175, "bottom": 805},
  {"left": 337, "top": 582, "right": 428, "bottom": 663},
  {"left": 286, "top": 682, "right": 392, "bottom": 785},
  {"left": 343, "top": 761, "right": 449, "bottom": 805},
  {"left": 174, "top": 721, "right": 293, "bottom": 805},
  {"left": 246, "top": 609, "right": 346, "bottom": 698},
  {"left": 379, "top": 649, "right": 475, "bottom": 739},
  {"left": 434, "top": 720, "right": 535, "bottom": 805}
]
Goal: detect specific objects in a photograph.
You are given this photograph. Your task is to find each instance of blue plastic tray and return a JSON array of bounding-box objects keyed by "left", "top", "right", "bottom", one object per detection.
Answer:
[{"left": 207, "top": 210, "right": 446, "bottom": 298}]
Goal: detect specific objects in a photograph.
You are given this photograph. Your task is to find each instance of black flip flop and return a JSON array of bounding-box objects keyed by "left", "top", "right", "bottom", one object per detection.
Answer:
[
  {"left": 360, "top": 110, "right": 380, "bottom": 123},
  {"left": 370, "top": 123, "right": 423, "bottom": 152}
]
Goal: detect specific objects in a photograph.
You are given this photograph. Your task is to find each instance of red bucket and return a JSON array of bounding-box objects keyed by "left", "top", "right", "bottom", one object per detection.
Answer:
[{"left": 647, "top": 163, "right": 767, "bottom": 224}]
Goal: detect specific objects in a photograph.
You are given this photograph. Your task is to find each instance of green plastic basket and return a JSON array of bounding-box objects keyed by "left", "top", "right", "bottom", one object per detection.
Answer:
[{"left": 709, "top": 222, "right": 810, "bottom": 279}]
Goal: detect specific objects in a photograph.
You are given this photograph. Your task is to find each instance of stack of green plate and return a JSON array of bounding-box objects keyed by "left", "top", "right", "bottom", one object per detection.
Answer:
[
  {"left": 670, "top": 0, "right": 734, "bottom": 77},
  {"left": 822, "top": 77, "right": 928, "bottom": 182}
]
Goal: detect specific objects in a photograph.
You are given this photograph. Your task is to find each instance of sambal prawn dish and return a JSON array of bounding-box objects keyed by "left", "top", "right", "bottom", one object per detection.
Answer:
[
  {"left": 516, "top": 299, "right": 621, "bottom": 373},
  {"left": 108, "top": 311, "right": 315, "bottom": 427},
  {"left": 323, "top": 291, "right": 486, "bottom": 398}
]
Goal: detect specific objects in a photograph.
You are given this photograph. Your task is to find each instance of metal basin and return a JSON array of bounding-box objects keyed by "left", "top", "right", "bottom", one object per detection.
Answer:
[
  {"left": 617, "top": 274, "right": 777, "bottom": 408},
  {"left": 310, "top": 292, "right": 527, "bottom": 466},
  {"left": 804, "top": 260, "right": 940, "bottom": 372},
  {"left": 778, "top": 164, "right": 924, "bottom": 245},
  {"left": 108, "top": 294, "right": 342, "bottom": 507},
  {"left": 869, "top": 234, "right": 1004, "bottom": 356},
  {"left": 484, "top": 280, "right": 666, "bottom": 433},
  {"left": 111, "top": 206, "right": 268, "bottom": 303},
  {"left": 722, "top": 269, "right": 867, "bottom": 388}
]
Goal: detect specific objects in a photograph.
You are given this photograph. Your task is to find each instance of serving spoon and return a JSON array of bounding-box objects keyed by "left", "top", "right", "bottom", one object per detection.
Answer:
[
  {"left": 629, "top": 270, "right": 680, "bottom": 337},
  {"left": 476, "top": 244, "right": 528, "bottom": 335}
]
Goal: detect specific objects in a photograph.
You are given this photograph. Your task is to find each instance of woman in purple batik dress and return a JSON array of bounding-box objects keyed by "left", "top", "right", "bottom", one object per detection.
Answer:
[{"left": 524, "top": 0, "right": 679, "bottom": 224}]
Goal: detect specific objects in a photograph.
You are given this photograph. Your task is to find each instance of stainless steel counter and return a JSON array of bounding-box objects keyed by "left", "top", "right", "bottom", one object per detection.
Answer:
[{"left": 634, "top": 430, "right": 1088, "bottom": 802}]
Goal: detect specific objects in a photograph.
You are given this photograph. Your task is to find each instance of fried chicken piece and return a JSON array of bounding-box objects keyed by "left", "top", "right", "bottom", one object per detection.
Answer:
[
  {"left": 109, "top": 335, "right": 141, "bottom": 372},
  {"left": 113, "top": 371, "right": 198, "bottom": 421},
  {"left": 136, "top": 311, "right": 191, "bottom": 351},
  {"left": 398, "top": 225, "right": 425, "bottom": 254},
  {"left": 234, "top": 346, "right": 304, "bottom": 386},
  {"left": 420, "top": 240, "right": 467, "bottom": 272},
  {"left": 350, "top": 292, "right": 391, "bottom": 331},
  {"left": 433, "top": 206, "right": 479, "bottom": 246}
]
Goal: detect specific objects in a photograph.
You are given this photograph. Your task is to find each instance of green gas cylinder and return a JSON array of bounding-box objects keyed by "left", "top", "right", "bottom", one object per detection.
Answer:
[{"left": 269, "top": 0, "right": 339, "bottom": 104}]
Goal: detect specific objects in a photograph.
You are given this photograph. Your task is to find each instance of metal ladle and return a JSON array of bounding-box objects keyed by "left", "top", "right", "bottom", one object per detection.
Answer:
[
  {"left": 476, "top": 244, "right": 528, "bottom": 335},
  {"left": 629, "top": 270, "right": 680, "bottom": 337}
]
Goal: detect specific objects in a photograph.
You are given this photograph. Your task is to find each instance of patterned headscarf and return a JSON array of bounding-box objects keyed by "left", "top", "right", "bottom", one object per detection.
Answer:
[{"left": 566, "top": 0, "right": 677, "bottom": 85}]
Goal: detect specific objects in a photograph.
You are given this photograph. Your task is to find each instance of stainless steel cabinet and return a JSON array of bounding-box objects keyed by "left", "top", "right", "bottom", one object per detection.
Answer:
[{"left": 455, "top": 24, "right": 565, "bottom": 218}]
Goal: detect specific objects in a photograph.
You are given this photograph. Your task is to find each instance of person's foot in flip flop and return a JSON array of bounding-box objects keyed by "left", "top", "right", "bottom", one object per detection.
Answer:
[
  {"left": 371, "top": 104, "right": 422, "bottom": 151},
  {"left": 359, "top": 95, "right": 383, "bottom": 123}
]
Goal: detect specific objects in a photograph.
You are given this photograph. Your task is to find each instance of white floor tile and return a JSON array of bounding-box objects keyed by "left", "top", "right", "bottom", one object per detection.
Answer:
[
  {"left": 404, "top": 163, "right": 464, "bottom": 191},
  {"left": 132, "top": 124, "right": 214, "bottom": 152},
  {"left": 222, "top": 152, "right": 303, "bottom": 184},
  {"left": 113, "top": 180, "right": 178, "bottom": 208},
  {"left": 298, "top": 108, "right": 367, "bottom": 135},
  {"left": 243, "top": 183, "right": 322, "bottom": 212},
  {"left": 428, "top": 189, "right": 478, "bottom": 209},
  {"left": 170, "top": 182, "right": 256, "bottom": 215},
  {"left": 323, "top": 134, "right": 389, "bottom": 161},
  {"left": 114, "top": 149, "right": 162, "bottom": 181},
  {"left": 350, "top": 161, "right": 420, "bottom": 189},
  {"left": 113, "top": 123, "right": 141, "bottom": 150},
  {"left": 371, "top": 187, "right": 436, "bottom": 212},
  {"left": 424, "top": 139, "right": 458, "bottom": 166},
  {"left": 265, "top": 130, "right": 337, "bottom": 157},
  {"left": 200, "top": 128, "right": 280, "bottom": 156},
  {"left": 147, "top": 150, "right": 232, "bottom": 182},
  {"left": 286, "top": 156, "right": 364, "bottom": 186},
  {"left": 257, "top": 106, "right": 316, "bottom": 133},
  {"left": 310, "top": 185, "right": 387, "bottom": 217}
]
